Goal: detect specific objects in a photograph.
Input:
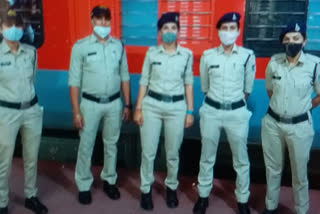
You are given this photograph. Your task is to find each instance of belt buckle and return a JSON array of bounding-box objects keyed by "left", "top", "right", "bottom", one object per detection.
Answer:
[
  {"left": 279, "top": 117, "right": 292, "bottom": 124},
  {"left": 100, "top": 97, "right": 110, "bottom": 103},
  {"left": 162, "top": 95, "right": 172, "bottom": 102},
  {"left": 20, "top": 101, "right": 31, "bottom": 109},
  {"left": 221, "top": 102, "right": 232, "bottom": 110}
]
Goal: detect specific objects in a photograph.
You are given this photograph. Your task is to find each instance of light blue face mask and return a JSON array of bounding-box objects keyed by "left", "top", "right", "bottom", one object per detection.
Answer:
[
  {"left": 94, "top": 26, "right": 111, "bottom": 39},
  {"left": 2, "top": 26, "right": 24, "bottom": 41},
  {"left": 7, "top": 0, "right": 15, "bottom": 6},
  {"left": 161, "top": 32, "right": 177, "bottom": 44}
]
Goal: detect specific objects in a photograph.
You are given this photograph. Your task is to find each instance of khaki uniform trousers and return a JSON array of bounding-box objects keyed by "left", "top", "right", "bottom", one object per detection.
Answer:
[
  {"left": 198, "top": 103, "right": 251, "bottom": 203},
  {"left": 261, "top": 114, "right": 314, "bottom": 214},
  {"left": 0, "top": 104, "right": 43, "bottom": 207},
  {"left": 75, "top": 98, "right": 122, "bottom": 191},
  {"left": 140, "top": 96, "right": 186, "bottom": 193}
]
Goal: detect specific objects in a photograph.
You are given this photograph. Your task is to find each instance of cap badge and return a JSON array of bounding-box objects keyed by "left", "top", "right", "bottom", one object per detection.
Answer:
[
  {"left": 7, "top": 9, "right": 16, "bottom": 16},
  {"left": 295, "top": 23, "right": 300, "bottom": 32},
  {"left": 232, "top": 13, "right": 237, "bottom": 21}
]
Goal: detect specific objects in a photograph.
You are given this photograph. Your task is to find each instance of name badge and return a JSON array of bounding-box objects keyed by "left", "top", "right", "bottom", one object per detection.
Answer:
[
  {"left": 0, "top": 61, "right": 11, "bottom": 67},
  {"left": 87, "top": 52, "right": 97, "bottom": 56},
  {"left": 272, "top": 75, "right": 281, "bottom": 80},
  {"left": 151, "top": 61, "right": 161, "bottom": 65},
  {"left": 209, "top": 65, "right": 219, "bottom": 69}
]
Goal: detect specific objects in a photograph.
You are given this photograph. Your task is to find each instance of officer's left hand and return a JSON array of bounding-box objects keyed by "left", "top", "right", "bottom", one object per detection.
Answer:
[
  {"left": 122, "top": 107, "right": 132, "bottom": 122},
  {"left": 185, "top": 114, "right": 194, "bottom": 128}
]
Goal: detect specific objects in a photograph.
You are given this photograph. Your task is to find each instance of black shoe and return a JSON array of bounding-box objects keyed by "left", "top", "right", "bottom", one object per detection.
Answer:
[
  {"left": 78, "top": 191, "right": 92, "bottom": 205},
  {"left": 166, "top": 187, "right": 178, "bottom": 208},
  {"left": 262, "top": 208, "right": 278, "bottom": 214},
  {"left": 0, "top": 207, "right": 8, "bottom": 214},
  {"left": 238, "top": 202, "right": 250, "bottom": 214},
  {"left": 103, "top": 181, "right": 120, "bottom": 200},
  {"left": 140, "top": 191, "right": 153, "bottom": 211},
  {"left": 25, "top": 197, "right": 48, "bottom": 214},
  {"left": 193, "top": 197, "right": 208, "bottom": 214}
]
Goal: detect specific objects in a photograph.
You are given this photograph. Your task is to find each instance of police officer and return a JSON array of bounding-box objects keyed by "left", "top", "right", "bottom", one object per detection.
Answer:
[
  {"left": 134, "top": 12, "right": 194, "bottom": 211},
  {"left": 69, "top": 6, "right": 132, "bottom": 204},
  {"left": 193, "top": 12, "right": 256, "bottom": 214},
  {"left": 0, "top": 10, "right": 48, "bottom": 214},
  {"left": 261, "top": 21, "right": 320, "bottom": 214}
]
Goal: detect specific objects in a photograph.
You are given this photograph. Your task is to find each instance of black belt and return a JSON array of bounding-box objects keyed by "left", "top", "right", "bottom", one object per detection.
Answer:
[
  {"left": 205, "top": 97, "right": 245, "bottom": 110},
  {"left": 267, "top": 107, "right": 309, "bottom": 124},
  {"left": 147, "top": 90, "right": 184, "bottom": 102},
  {"left": 0, "top": 96, "right": 38, "bottom": 110},
  {"left": 82, "top": 92, "right": 120, "bottom": 103}
]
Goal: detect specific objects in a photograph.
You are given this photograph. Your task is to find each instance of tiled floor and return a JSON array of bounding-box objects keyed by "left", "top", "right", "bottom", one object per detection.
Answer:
[{"left": 6, "top": 159, "right": 320, "bottom": 214}]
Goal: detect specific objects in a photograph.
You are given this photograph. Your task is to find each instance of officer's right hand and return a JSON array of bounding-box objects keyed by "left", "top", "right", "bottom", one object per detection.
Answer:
[
  {"left": 134, "top": 109, "right": 144, "bottom": 126},
  {"left": 73, "top": 112, "right": 85, "bottom": 130}
]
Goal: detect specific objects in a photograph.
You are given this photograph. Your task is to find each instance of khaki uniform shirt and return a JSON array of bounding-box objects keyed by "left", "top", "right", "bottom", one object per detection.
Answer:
[
  {"left": 0, "top": 41, "right": 37, "bottom": 102},
  {"left": 68, "top": 34, "right": 130, "bottom": 96},
  {"left": 200, "top": 44, "right": 256, "bottom": 102},
  {"left": 266, "top": 52, "right": 320, "bottom": 117},
  {"left": 139, "top": 45, "right": 193, "bottom": 95}
]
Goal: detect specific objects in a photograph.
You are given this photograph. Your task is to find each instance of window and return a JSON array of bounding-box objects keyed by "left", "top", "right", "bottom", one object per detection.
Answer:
[
  {"left": 121, "top": 0, "right": 158, "bottom": 46},
  {"left": 0, "top": 0, "right": 44, "bottom": 49},
  {"left": 244, "top": 0, "right": 308, "bottom": 57},
  {"left": 306, "top": 0, "right": 320, "bottom": 54}
]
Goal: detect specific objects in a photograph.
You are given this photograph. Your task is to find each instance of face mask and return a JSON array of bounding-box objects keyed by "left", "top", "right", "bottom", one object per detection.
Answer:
[
  {"left": 218, "top": 31, "right": 240, "bottom": 45},
  {"left": 162, "top": 32, "right": 177, "bottom": 43},
  {"left": 7, "top": 0, "right": 15, "bottom": 6},
  {"left": 94, "top": 26, "right": 111, "bottom": 39},
  {"left": 2, "top": 26, "right": 24, "bottom": 41},
  {"left": 283, "top": 43, "right": 303, "bottom": 57}
]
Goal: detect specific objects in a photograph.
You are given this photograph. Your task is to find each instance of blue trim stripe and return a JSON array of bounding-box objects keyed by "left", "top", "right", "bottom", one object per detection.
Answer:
[{"left": 35, "top": 70, "right": 320, "bottom": 148}]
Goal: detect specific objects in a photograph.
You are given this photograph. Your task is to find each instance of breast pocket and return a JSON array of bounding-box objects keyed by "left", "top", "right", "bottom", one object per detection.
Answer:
[
  {"left": 295, "top": 79, "right": 313, "bottom": 98},
  {"left": 271, "top": 75, "right": 283, "bottom": 92},
  {"left": 208, "top": 64, "right": 221, "bottom": 78},
  {"left": 0, "top": 60, "right": 15, "bottom": 81},
  {"left": 85, "top": 52, "right": 103, "bottom": 72},
  {"left": 150, "top": 61, "right": 163, "bottom": 79},
  {"left": 173, "top": 61, "right": 186, "bottom": 81},
  {"left": 232, "top": 63, "right": 245, "bottom": 80}
]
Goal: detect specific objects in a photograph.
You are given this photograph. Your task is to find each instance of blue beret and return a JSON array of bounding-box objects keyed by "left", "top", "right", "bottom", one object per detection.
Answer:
[
  {"left": 216, "top": 12, "right": 241, "bottom": 29},
  {"left": 157, "top": 12, "right": 180, "bottom": 30},
  {"left": 91, "top": 5, "right": 111, "bottom": 19},
  {"left": 279, "top": 21, "right": 306, "bottom": 42}
]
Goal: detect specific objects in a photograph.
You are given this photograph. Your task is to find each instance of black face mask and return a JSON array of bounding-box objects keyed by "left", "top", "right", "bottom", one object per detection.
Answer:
[{"left": 283, "top": 43, "right": 303, "bottom": 57}]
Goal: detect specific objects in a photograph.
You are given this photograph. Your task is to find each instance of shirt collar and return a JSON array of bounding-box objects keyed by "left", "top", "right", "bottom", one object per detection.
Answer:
[
  {"left": 0, "top": 40, "right": 24, "bottom": 55},
  {"left": 158, "top": 44, "right": 182, "bottom": 55},
  {"left": 217, "top": 43, "right": 239, "bottom": 55},
  {"left": 90, "top": 34, "right": 115, "bottom": 44},
  {"left": 282, "top": 51, "right": 306, "bottom": 66}
]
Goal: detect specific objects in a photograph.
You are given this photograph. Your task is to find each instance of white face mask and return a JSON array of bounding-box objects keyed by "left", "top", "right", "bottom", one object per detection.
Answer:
[
  {"left": 94, "top": 26, "right": 111, "bottom": 39},
  {"left": 218, "top": 31, "right": 240, "bottom": 46}
]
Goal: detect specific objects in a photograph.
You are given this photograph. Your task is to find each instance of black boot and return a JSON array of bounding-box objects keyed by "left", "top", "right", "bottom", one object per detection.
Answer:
[
  {"left": 238, "top": 202, "right": 250, "bottom": 214},
  {"left": 262, "top": 208, "right": 278, "bottom": 214},
  {"left": 166, "top": 187, "right": 178, "bottom": 208},
  {"left": 78, "top": 191, "right": 92, "bottom": 205},
  {"left": 0, "top": 207, "right": 8, "bottom": 214},
  {"left": 140, "top": 191, "right": 153, "bottom": 211},
  {"left": 193, "top": 197, "right": 208, "bottom": 214},
  {"left": 103, "top": 181, "right": 120, "bottom": 200},
  {"left": 25, "top": 197, "right": 48, "bottom": 214}
]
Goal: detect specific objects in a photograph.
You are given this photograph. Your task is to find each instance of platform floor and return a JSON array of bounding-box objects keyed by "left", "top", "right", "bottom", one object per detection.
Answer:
[{"left": 6, "top": 158, "right": 320, "bottom": 214}]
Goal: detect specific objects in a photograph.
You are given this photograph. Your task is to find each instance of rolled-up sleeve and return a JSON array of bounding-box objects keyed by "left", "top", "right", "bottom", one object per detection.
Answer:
[
  {"left": 68, "top": 43, "right": 83, "bottom": 87},
  {"left": 120, "top": 45, "right": 130, "bottom": 82},
  {"left": 244, "top": 53, "right": 256, "bottom": 94},
  {"left": 265, "top": 60, "right": 273, "bottom": 91},
  {"left": 139, "top": 49, "right": 151, "bottom": 86},
  {"left": 200, "top": 54, "right": 209, "bottom": 93},
  {"left": 184, "top": 52, "right": 194, "bottom": 85},
  {"left": 314, "top": 63, "right": 320, "bottom": 95}
]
